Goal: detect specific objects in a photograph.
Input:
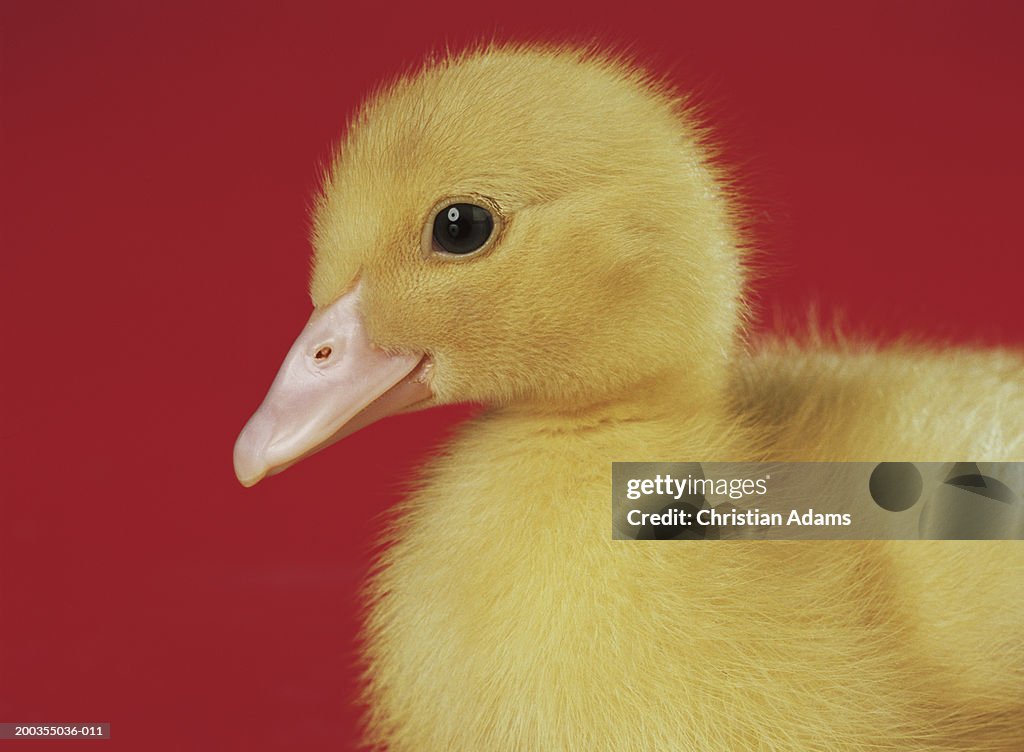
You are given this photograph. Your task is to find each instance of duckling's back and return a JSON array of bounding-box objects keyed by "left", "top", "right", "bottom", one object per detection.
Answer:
[{"left": 729, "top": 344, "right": 1024, "bottom": 461}]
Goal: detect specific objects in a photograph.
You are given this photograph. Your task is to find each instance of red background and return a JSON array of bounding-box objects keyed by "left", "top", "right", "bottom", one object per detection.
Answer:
[{"left": 2, "top": 1, "right": 1022, "bottom": 749}]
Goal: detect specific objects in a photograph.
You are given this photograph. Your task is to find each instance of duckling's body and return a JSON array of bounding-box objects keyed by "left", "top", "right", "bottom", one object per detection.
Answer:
[
  {"left": 363, "top": 352, "right": 1023, "bottom": 751},
  {"left": 233, "top": 45, "right": 1024, "bottom": 751}
]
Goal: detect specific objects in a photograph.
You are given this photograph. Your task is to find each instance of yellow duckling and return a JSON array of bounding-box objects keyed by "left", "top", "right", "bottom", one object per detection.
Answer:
[{"left": 234, "top": 45, "right": 1024, "bottom": 751}]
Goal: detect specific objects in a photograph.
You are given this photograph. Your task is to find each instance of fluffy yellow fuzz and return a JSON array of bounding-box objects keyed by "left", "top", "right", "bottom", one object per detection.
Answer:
[{"left": 306, "top": 44, "right": 1023, "bottom": 750}]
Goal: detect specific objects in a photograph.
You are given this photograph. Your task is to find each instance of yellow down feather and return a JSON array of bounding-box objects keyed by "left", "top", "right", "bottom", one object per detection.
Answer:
[{"left": 306, "top": 44, "right": 1024, "bottom": 751}]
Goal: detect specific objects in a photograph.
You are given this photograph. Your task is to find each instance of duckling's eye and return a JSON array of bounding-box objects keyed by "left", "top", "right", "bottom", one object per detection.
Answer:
[{"left": 432, "top": 203, "right": 493, "bottom": 255}]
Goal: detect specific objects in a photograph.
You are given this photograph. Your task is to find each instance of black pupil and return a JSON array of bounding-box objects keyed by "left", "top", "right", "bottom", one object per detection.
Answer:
[{"left": 433, "top": 203, "right": 493, "bottom": 255}]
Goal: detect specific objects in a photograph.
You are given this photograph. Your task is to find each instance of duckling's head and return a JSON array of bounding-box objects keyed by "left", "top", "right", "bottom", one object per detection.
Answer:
[{"left": 235, "top": 45, "right": 745, "bottom": 486}]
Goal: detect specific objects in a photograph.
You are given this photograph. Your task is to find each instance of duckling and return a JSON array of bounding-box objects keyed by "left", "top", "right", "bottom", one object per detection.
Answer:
[{"left": 234, "top": 45, "right": 1024, "bottom": 751}]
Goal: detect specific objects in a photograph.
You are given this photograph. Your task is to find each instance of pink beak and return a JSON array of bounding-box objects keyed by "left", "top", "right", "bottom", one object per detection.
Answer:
[{"left": 233, "top": 282, "right": 431, "bottom": 487}]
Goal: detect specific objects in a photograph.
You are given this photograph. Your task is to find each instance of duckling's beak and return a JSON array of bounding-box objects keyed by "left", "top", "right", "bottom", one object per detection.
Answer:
[{"left": 233, "top": 281, "right": 431, "bottom": 487}]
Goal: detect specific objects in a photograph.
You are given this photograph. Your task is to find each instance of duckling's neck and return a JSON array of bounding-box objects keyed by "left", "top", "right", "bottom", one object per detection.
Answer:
[
  {"left": 478, "top": 369, "right": 753, "bottom": 468},
  {"left": 374, "top": 372, "right": 752, "bottom": 623},
  {"left": 380, "top": 370, "right": 757, "bottom": 598}
]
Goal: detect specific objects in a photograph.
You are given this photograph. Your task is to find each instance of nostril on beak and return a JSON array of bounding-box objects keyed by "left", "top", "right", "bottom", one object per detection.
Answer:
[{"left": 314, "top": 345, "right": 333, "bottom": 362}]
